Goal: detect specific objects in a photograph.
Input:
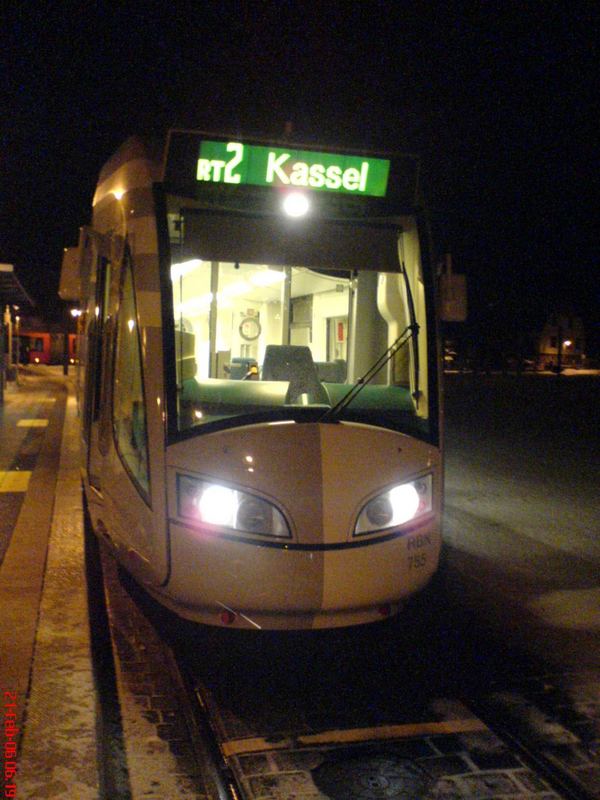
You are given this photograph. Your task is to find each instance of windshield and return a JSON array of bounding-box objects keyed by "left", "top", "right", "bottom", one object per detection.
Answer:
[{"left": 166, "top": 203, "right": 434, "bottom": 441}]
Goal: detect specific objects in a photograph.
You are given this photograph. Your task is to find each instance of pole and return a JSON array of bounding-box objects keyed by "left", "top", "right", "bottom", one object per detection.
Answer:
[
  {"left": 0, "top": 323, "right": 5, "bottom": 404},
  {"left": 3, "top": 305, "right": 13, "bottom": 380},
  {"left": 556, "top": 325, "right": 563, "bottom": 376},
  {"left": 14, "top": 315, "right": 20, "bottom": 385},
  {"left": 63, "top": 310, "right": 69, "bottom": 376}
]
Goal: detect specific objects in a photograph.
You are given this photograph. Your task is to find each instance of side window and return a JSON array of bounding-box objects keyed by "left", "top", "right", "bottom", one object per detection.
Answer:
[{"left": 113, "top": 252, "right": 150, "bottom": 497}]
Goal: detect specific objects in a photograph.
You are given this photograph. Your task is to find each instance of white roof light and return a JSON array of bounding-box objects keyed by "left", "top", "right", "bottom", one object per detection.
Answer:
[{"left": 282, "top": 192, "right": 310, "bottom": 218}]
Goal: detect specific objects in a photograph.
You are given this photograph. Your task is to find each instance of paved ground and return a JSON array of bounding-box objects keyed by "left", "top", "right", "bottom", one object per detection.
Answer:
[
  {"left": 442, "top": 371, "right": 600, "bottom": 798},
  {"left": 0, "top": 374, "right": 57, "bottom": 564},
  {"left": 443, "top": 371, "right": 600, "bottom": 668},
  {"left": 0, "top": 370, "right": 99, "bottom": 799},
  {"left": 0, "top": 369, "right": 212, "bottom": 800}
]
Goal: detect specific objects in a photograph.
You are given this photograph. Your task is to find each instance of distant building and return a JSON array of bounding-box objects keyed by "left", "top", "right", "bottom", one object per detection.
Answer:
[{"left": 537, "top": 313, "right": 586, "bottom": 369}]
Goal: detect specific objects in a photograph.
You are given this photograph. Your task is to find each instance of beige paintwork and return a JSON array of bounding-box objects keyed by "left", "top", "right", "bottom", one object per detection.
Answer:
[{"left": 160, "top": 421, "right": 441, "bottom": 628}]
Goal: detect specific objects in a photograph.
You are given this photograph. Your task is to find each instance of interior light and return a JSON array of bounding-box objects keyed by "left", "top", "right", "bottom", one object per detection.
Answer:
[
  {"left": 171, "top": 259, "right": 203, "bottom": 281},
  {"left": 176, "top": 292, "right": 213, "bottom": 315},
  {"left": 220, "top": 280, "right": 250, "bottom": 298},
  {"left": 282, "top": 192, "right": 310, "bottom": 218},
  {"left": 249, "top": 270, "right": 286, "bottom": 287},
  {"left": 113, "top": 189, "right": 124, "bottom": 201}
]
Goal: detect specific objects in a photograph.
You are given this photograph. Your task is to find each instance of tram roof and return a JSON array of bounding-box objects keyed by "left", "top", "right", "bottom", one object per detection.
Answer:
[{"left": 0, "top": 264, "right": 35, "bottom": 310}]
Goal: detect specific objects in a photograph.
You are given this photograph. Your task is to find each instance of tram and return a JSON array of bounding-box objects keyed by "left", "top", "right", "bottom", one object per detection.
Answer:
[
  {"left": 60, "top": 130, "right": 445, "bottom": 629},
  {"left": 18, "top": 332, "right": 78, "bottom": 365},
  {"left": 19, "top": 331, "right": 52, "bottom": 364}
]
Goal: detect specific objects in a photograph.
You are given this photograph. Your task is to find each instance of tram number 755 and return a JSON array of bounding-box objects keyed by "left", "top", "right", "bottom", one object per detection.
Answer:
[{"left": 407, "top": 533, "right": 430, "bottom": 570}]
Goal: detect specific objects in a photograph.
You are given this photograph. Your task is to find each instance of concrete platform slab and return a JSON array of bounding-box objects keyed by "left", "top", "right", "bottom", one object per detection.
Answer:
[{"left": 0, "top": 376, "right": 99, "bottom": 798}]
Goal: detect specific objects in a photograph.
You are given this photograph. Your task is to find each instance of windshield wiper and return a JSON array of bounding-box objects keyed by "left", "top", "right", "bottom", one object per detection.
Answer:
[
  {"left": 400, "top": 258, "right": 420, "bottom": 408},
  {"left": 319, "top": 322, "right": 418, "bottom": 423},
  {"left": 320, "top": 260, "right": 421, "bottom": 424}
]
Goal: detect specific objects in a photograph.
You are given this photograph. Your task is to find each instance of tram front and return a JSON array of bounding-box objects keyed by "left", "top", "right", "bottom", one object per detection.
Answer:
[{"left": 159, "top": 133, "right": 442, "bottom": 629}]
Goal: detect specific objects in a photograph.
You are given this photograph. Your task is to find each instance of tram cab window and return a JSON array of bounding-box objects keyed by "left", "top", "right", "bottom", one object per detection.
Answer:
[
  {"left": 172, "top": 259, "right": 351, "bottom": 414},
  {"left": 168, "top": 216, "right": 431, "bottom": 442}
]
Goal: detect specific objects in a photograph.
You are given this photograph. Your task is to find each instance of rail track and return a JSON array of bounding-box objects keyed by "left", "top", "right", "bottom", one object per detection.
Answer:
[{"left": 87, "top": 532, "right": 599, "bottom": 799}]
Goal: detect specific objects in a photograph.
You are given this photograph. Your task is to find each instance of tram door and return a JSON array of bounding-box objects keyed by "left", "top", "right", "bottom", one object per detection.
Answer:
[
  {"left": 81, "top": 231, "right": 112, "bottom": 494},
  {"left": 327, "top": 316, "right": 348, "bottom": 361}
]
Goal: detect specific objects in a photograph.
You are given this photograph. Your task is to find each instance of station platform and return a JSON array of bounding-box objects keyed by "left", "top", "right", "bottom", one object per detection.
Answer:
[
  {"left": 0, "top": 369, "right": 99, "bottom": 798},
  {"left": 0, "top": 368, "right": 209, "bottom": 799}
]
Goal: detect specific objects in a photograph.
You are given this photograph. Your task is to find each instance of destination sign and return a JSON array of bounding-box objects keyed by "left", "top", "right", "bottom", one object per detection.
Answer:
[{"left": 196, "top": 140, "right": 390, "bottom": 197}]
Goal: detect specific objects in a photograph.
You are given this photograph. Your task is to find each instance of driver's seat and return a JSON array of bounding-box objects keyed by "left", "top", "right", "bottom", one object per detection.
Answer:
[{"left": 261, "top": 345, "right": 330, "bottom": 405}]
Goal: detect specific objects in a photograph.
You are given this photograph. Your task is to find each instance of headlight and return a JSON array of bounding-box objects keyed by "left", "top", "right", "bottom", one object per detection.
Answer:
[
  {"left": 177, "top": 475, "right": 290, "bottom": 538},
  {"left": 354, "top": 474, "right": 432, "bottom": 535}
]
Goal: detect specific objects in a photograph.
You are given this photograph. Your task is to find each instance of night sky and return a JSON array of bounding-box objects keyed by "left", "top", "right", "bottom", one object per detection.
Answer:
[{"left": 1, "top": 2, "right": 598, "bottom": 355}]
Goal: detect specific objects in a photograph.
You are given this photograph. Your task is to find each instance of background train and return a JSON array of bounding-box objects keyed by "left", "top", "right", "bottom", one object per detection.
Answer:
[
  {"left": 18, "top": 331, "right": 78, "bottom": 365},
  {"left": 60, "top": 130, "right": 456, "bottom": 630}
]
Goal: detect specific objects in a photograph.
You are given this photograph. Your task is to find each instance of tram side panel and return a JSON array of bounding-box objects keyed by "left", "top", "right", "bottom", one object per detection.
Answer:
[
  {"left": 83, "top": 179, "right": 170, "bottom": 588},
  {"left": 61, "top": 191, "right": 168, "bottom": 590}
]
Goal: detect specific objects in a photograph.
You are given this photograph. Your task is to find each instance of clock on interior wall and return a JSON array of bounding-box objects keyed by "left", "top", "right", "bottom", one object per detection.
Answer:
[{"left": 239, "top": 316, "right": 261, "bottom": 341}]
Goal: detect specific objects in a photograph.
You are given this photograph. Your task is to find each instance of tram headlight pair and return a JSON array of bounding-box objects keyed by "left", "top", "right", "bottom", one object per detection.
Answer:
[
  {"left": 354, "top": 474, "right": 432, "bottom": 535},
  {"left": 177, "top": 475, "right": 290, "bottom": 538}
]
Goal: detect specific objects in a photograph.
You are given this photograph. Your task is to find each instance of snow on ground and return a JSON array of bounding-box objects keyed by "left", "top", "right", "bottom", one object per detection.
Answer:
[{"left": 441, "top": 372, "right": 600, "bottom": 664}]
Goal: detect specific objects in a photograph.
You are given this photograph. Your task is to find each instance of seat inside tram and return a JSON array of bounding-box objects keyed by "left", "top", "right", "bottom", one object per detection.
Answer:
[
  {"left": 261, "top": 345, "right": 330, "bottom": 405},
  {"left": 173, "top": 261, "right": 350, "bottom": 420}
]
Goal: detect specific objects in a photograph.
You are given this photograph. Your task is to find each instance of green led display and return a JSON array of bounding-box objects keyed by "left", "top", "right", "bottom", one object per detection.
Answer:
[{"left": 197, "top": 141, "right": 390, "bottom": 197}]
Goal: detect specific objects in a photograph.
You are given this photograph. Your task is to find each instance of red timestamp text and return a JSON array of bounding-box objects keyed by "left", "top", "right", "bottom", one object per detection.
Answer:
[{"left": 2, "top": 691, "right": 18, "bottom": 798}]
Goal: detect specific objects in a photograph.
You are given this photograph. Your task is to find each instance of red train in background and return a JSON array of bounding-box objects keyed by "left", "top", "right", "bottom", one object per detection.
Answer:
[{"left": 18, "top": 332, "right": 77, "bottom": 365}]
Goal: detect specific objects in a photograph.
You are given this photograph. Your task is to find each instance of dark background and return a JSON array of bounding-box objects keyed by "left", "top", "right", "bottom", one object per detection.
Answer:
[{"left": 1, "top": 2, "right": 598, "bottom": 357}]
